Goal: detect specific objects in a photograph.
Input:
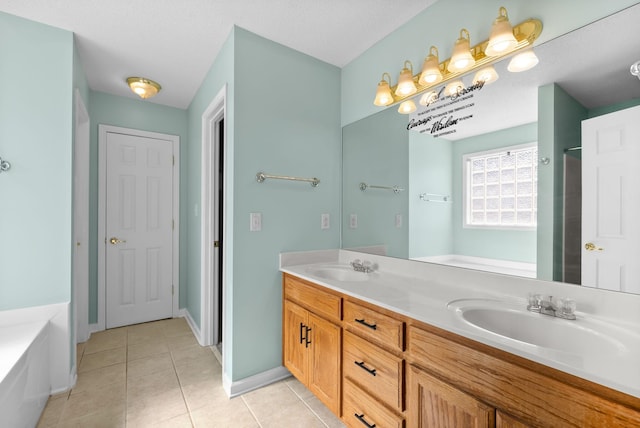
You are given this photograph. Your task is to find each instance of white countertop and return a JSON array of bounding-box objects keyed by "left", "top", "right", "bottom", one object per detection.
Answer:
[{"left": 280, "top": 249, "right": 640, "bottom": 400}]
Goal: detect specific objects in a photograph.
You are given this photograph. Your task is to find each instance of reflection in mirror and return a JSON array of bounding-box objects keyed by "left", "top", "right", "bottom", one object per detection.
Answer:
[{"left": 342, "top": 4, "right": 640, "bottom": 294}]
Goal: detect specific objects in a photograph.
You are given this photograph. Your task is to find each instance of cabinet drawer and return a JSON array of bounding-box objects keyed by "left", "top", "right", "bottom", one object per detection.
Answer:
[
  {"left": 343, "top": 378, "right": 404, "bottom": 428},
  {"left": 283, "top": 274, "right": 341, "bottom": 323},
  {"left": 344, "top": 300, "right": 404, "bottom": 352},
  {"left": 343, "top": 330, "right": 404, "bottom": 412}
]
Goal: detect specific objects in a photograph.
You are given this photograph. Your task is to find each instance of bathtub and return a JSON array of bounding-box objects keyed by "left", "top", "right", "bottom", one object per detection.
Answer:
[
  {"left": 0, "top": 321, "right": 50, "bottom": 428},
  {"left": 414, "top": 254, "right": 536, "bottom": 278}
]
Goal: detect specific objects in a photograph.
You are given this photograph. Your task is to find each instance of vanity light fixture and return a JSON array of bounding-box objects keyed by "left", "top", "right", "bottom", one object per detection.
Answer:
[
  {"left": 444, "top": 80, "right": 465, "bottom": 97},
  {"left": 419, "top": 90, "right": 439, "bottom": 106},
  {"left": 372, "top": 7, "right": 542, "bottom": 111},
  {"left": 473, "top": 66, "right": 499, "bottom": 85},
  {"left": 419, "top": 46, "right": 444, "bottom": 85},
  {"left": 374, "top": 73, "right": 394, "bottom": 106},
  {"left": 395, "top": 61, "right": 418, "bottom": 96},
  {"left": 448, "top": 29, "right": 475, "bottom": 72},
  {"left": 507, "top": 50, "right": 539, "bottom": 72},
  {"left": 485, "top": 7, "right": 518, "bottom": 56},
  {"left": 398, "top": 99, "right": 417, "bottom": 114},
  {"left": 126, "top": 77, "right": 162, "bottom": 99}
]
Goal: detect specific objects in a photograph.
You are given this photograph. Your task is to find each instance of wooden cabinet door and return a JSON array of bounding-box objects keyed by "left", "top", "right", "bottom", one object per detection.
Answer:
[
  {"left": 496, "top": 411, "right": 532, "bottom": 428},
  {"left": 308, "top": 312, "right": 341, "bottom": 416},
  {"left": 408, "top": 365, "right": 495, "bottom": 428},
  {"left": 283, "top": 300, "right": 308, "bottom": 384}
]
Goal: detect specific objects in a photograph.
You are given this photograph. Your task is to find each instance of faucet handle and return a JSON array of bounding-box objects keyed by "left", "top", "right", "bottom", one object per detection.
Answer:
[
  {"left": 559, "top": 298, "right": 577, "bottom": 318},
  {"left": 527, "top": 293, "right": 542, "bottom": 311}
]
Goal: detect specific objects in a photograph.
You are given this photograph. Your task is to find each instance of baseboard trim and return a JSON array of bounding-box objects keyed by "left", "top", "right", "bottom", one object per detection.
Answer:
[
  {"left": 223, "top": 366, "right": 291, "bottom": 398},
  {"left": 183, "top": 309, "right": 203, "bottom": 345}
]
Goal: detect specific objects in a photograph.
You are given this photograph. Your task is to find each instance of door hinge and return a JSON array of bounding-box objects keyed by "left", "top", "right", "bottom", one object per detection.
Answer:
[
  {"left": 172, "top": 219, "right": 175, "bottom": 230},
  {"left": 172, "top": 155, "right": 175, "bottom": 166}
]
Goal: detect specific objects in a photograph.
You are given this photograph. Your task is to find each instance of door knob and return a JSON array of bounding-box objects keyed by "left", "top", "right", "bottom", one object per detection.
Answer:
[
  {"left": 584, "top": 242, "right": 603, "bottom": 251},
  {"left": 109, "top": 237, "right": 126, "bottom": 245}
]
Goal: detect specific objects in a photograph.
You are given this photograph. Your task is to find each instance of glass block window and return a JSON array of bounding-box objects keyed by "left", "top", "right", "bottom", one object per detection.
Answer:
[{"left": 463, "top": 143, "right": 537, "bottom": 228}]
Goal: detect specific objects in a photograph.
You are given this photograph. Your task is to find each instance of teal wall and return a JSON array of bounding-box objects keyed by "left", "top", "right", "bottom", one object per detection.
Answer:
[
  {"left": 537, "top": 84, "right": 587, "bottom": 281},
  {"left": 451, "top": 123, "right": 538, "bottom": 262},
  {"left": 0, "top": 12, "right": 74, "bottom": 309},
  {"left": 342, "top": 108, "right": 409, "bottom": 257},
  {"left": 186, "top": 27, "right": 341, "bottom": 382},
  {"left": 87, "top": 91, "right": 188, "bottom": 324},
  {"left": 341, "top": 0, "right": 640, "bottom": 126},
  {"left": 408, "top": 132, "right": 453, "bottom": 258}
]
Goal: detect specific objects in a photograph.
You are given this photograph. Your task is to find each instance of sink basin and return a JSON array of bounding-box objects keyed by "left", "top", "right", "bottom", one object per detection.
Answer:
[
  {"left": 306, "top": 265, "right": 371, "bottom": 282},
  {"left": 448, "top": 299, "right": 630, "bottom": 356}
]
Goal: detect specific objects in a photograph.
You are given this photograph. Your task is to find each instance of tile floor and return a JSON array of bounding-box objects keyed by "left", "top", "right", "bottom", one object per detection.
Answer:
[{"left": 37, "top": 318, "right": 345, "bottom": 427}]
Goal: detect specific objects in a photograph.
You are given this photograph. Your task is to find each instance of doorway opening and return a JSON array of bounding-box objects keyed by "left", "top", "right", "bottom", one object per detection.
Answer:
[
  {"left": 215, "top": 117, "right": 224, "bottom": 351},
  {"left": 200, "top": 86, "right": 226, "bottom": 356}
]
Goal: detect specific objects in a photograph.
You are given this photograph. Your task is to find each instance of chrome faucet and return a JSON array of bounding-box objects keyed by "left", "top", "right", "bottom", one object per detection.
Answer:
[
  {"left": 350, "top": 259, "right": 376, "bottom": 273},
  {"left": 527, "top": 294, "right": 576, "bottom": 320}
]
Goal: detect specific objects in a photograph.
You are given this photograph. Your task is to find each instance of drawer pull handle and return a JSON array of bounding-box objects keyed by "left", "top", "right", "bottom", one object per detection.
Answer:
[
  {"left": 354, "top": 361, "right": 377, "bottom": 376},
  {"left": 354, "top": 413, "right": 376, "bottom": 428},
  {"left": 354, "top": 318, "right": 377, "bottom": 330}
]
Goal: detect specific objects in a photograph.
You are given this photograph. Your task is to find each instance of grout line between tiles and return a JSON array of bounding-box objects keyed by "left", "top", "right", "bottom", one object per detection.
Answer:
[
  {"left": 284, "top": 381, "right": 332, "bottom": 428},
  {"left": 240, "top": 395, "right": 264, "bottom": 428},
  {"left": 168, "top": 341, "right": 196, "bottom": 428}
]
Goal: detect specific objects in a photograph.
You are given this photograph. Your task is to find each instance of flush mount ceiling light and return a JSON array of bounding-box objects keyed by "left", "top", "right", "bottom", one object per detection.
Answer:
[
  {"left": 485, "top": 7, "right": 518, "bottom": 56},
  {"left": 372, "top": 7, "right": 542, "bottom": 113},
  {"left": 126, "top": 77, "right": 162, "bottom": 99}
]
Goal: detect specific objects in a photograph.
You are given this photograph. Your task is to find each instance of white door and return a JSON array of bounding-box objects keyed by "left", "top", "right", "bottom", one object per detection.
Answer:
[
  {"left": 581, "top": 105, "right": 640, "bottom": 293},
  {"left": 105, "top": 131, "right": 175, "bottom": 328}
]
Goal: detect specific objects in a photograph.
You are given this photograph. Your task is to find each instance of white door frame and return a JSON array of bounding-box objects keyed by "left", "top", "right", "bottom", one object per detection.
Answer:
[
  {"left": 74, "top": 89, "right": 90, "bottom": 343},
  {"left": 97, "top": 125, "right": 180, "bottom": 331},
  {"left": 201, "top": 85, "right": 227, "bottom": 349}
]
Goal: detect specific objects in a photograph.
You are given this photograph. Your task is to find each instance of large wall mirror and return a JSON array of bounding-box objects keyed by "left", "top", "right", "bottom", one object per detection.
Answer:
[{"left": 342, "top": 4, "right": 640, "bottom": 294}]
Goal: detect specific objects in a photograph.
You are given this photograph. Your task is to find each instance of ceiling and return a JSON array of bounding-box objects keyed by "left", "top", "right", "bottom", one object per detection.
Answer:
[{"left": 0, "top": 0, "right": 437, "bottom": 109}]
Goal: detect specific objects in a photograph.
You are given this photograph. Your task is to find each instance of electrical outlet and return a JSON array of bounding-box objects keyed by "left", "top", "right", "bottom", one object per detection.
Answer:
[
  {"left": 250, "top": 212, "right": 262, "bottom": 231},
  {"left": 395, "top": 213, "right": 402, "bottom": 228},
  {"left": 321, "top": 213, "right": 330, "bottom": 230},
  {"left": 350, "top": 214, "right": 358, "bottom": 229}
]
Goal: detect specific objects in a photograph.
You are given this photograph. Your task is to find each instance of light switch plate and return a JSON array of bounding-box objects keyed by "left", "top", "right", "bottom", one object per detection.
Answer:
[
  {"left": 250, "top": 212, "right": 262, "bottom": 231},
  {"left": 350, "top": 214, "right": 358, "bottom": 229},
  {"left": 395, "top": 213, "right": 402, "bottom": 228},
  {"left": 321, "top": 213, "right": 330, "bottom": 230}
]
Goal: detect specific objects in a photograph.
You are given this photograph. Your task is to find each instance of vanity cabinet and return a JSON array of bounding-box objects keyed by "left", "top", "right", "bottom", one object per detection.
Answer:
[
  {"left": 282, "top": 273, "right": 640, "bottom": 427},
  {"left": 407, "top": 364, "right": 495, "bottom": 428},
  {"left": 282, "top": 275, "right": 342, "bottom": 416},
  {"left": 342, "top": 299, "right": 406, "bottom": 427},
  {"left": 407, "top": 323, "right": 640, "bottom": 428}
]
